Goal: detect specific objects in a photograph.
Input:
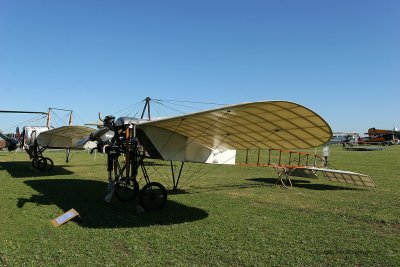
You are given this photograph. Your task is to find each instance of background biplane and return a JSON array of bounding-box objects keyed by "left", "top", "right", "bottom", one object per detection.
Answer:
[{"left": 358, "top": 127, "right": 400, "bottom": 146}]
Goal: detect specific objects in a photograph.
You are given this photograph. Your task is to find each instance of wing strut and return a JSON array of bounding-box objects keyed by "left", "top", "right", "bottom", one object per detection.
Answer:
[{"left": 171, "top": 161, "right": 185, "bottom": 190}]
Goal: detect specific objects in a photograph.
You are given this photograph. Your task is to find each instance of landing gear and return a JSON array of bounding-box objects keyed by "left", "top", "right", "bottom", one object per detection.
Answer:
[
  {"left": 106, "top": 154, "right": 168, "bottom": 211},
  {"left": 98, "top": 116, "right": 168, "bottom": 211},
  {"left": 26, "top": 142, "right": 54, "bottom": 171},
  {"left": 112, "top": 175, "right": 168, "bottom": 211},
  {"left": 114, "top": 178, "right": 140, "bottom": 202},
  {"left": 139, "top": 182, "right": 167, "bottom": 211},
  {"left": 31, "top": 157, "right": 54, "bottom": 171}
]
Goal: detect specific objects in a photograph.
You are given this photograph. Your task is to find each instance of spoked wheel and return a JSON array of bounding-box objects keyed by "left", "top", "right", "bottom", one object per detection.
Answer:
[
  {"left": 32, "top": 157, "right": 54, "bottom": 171},
  {"left": 32, "top": 158, "right": 46, "bottom": 171},
  {"left": 139, "top": 182, "right": 167, "bottom": 212},
  {"left": 43, "top": 157, "right": 54, "bottom": 171},
  {"left": 114, "top": 178, "right": 140, "bottom": 202},
  {"left": 32, "top": 158, "right": 40, "bottom": 169}
]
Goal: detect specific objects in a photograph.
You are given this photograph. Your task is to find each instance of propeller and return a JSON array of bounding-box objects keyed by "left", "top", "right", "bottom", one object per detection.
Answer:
[{"left": 84, "top": 121, "right": 103, "bottom": 127}]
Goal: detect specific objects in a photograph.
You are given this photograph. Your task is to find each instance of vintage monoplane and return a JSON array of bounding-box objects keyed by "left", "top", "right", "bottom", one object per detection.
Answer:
[
  {"left": 0, "top": 108, "right": 94, "bottom": 170},
  {"left": 1, "top": 99, "right": 375, "bottom": 211}
]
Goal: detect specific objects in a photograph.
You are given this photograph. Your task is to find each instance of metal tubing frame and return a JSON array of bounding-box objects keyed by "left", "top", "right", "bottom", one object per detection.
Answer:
[{"left": 171, "top": 161, "right": 185, "bottom": 190}]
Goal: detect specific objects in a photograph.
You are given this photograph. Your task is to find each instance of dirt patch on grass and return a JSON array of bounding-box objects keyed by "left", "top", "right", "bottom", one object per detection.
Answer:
[{"left": 369, "top": 220, "right": 400, "bottom": 234}]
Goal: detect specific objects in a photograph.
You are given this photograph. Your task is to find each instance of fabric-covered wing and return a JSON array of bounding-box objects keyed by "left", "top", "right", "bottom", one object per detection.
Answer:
[
  {"left": 36, "top": 126, "right": 94, "bottom": 148},
  {"left": 139, "top": 101, "right": 332, "bottom": 150},
  {"left": 307, "top": 167, "right": 376, "bottom": 187}
]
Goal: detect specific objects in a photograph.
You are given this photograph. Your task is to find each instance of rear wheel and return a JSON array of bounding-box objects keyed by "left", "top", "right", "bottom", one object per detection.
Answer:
[{"left": 139, "top": 182, "right": 167, "bottom": 212}]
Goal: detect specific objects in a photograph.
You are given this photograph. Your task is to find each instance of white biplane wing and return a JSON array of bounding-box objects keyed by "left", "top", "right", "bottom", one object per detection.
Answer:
[
  {"left": 138, "top": 101, "right": 332, "bottom": 164},
  {"left": 36, "top": 125, "right": 94, "bottom": 149}
]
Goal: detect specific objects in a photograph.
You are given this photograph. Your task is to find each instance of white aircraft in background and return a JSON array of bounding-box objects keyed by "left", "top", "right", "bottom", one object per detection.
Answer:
[
  {"left": 329, "top": 132, "right": 358, "bottom": 145},
  {"left": 0, "top": 108, "right": 94, "bottom": 170}
]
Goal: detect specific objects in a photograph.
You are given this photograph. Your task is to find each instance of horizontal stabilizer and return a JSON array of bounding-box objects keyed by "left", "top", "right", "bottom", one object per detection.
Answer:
[
  {"left": 307, "top": 167, "right": 375, "bottom": 187},
  {"left": 288, "top": 168, "right": 318, "bottom": 179}
]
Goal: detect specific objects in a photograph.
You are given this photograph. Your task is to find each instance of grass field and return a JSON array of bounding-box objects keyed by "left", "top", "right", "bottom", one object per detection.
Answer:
[{"left": 0, "top": 145, "right": 399, "bottom": 266}]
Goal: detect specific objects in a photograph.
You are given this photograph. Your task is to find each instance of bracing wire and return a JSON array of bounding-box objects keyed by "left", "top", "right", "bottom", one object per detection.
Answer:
[
  {"left": 150, "top": 101, "right": 171, "bottom": 118},
  {"left": 158, "top": 119, "right": 184, "bottom": 154},
  {"left": 104, "top": 97, "right": 226, "bottom": 120},
  {"left": 152, "top": 100, "right": 188, "bottom": 115},
  {"left": 153, "top": 98, "right": 225, "bottom": 115},
  {"left": 129, "top": 99, "right": 235, "bottom": 189},
  {"left": 146, "top": 160, "right": 172, "bottom": 188},
  {"left": 1, "top": 114, "right": 47, "bottom": 132},
  {"left": 50, "top": 111, "right": 65, "bottom": 128},
  {"left": 72, "top": 113, "right": 83, "bottom": 125},
  {"left": 165, "top": 110, "right": 232, "bottom": 162},
  {"left": 156, "top": 99, "right": 228, "bottom": 106},
  {"left": 124, "top": 102, "right": 146, "bottom": 118},
  {"left": 112, "top": 100, "right": 145, "bottom": 118},
  {"left": 178, "top": 134, "right": 233, "bottom": 188},
  {"left": 92, "top": 98, "right": 281, "bottom": 190},
  {"left": 155, "top": 100, "right": 208, "bottom": 112},
  {"left": 179, "top": 150, "right": 250, "bottom": 189},
  {"left": 166, "top": 126, "right": 283, "bottom": 189}
]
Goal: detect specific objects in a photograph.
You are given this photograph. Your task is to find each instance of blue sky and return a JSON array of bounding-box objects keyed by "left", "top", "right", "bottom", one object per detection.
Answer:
[{"left": 0, "top": 0, "right": 399, "bottom": 134}]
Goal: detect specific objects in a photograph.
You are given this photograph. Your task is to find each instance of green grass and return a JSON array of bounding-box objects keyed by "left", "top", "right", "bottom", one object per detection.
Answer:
[{"left": 0, "top": 146, "right": 399, "bottom": 266}]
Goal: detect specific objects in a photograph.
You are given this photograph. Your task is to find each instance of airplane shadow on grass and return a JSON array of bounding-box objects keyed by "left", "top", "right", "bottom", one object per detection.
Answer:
[
  {"left": 0, "top": 161, "right": 73, "bottom": 178},
  {"left": 18, "top": 179, "right": 208, "bottom": 228},
  {"left": 248, "top": 177, "right": 361, "bottom": 191}
]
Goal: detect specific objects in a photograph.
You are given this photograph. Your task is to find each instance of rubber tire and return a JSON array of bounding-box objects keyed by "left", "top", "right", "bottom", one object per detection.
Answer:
[
  {"left": 139, "top": 182, "right": 167, "bottom": 212},
  {"left": 32, "top": 158, "right": 39, "bottom": 169},
  {"left": 32, "top": 158, "right": 47, "bottom": 171},
  {"left": 114, "top": 179, "right": 140, "bottom": 202},
  {"left": 43, "top": 157, "right": 54, "bottom": 171}
]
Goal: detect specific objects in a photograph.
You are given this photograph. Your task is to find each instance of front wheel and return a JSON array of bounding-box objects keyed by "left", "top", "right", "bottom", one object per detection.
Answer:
[
  {"left": 43, "top": 157, "right": 54, "bottom": 171},
  {"left": 139, "top": 182, "right": 167, "bottom": 212},
  {"left": 32, "top": 157, "right": 54, "bottom": 171},
  {"left": 32, "top": 158, "right": 46, "bottom": 171}
]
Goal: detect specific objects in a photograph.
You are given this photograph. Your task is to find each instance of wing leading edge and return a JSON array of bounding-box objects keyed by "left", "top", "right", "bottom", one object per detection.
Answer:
[{"left": 139, "top": 101, "right": 332, "bottom": 150}]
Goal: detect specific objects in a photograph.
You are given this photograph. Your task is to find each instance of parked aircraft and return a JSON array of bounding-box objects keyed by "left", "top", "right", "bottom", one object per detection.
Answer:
[
  {"left": 0, "top": 108, "right": 94, "bottom": 170},
  {"left": 358, "top": 127, "right": 400, "bottom": 145},
  {"left": 1, "top": 99, "right": 375, "bottom": 211},
  {"left": 329, "top": 132, "right": 358, "bottom": 145}
]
